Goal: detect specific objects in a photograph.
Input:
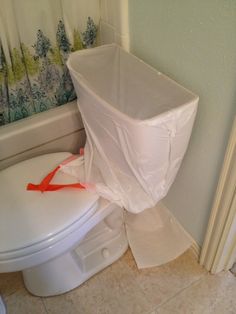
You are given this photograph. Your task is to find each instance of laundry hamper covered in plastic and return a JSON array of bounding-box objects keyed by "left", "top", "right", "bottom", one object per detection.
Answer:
[{"left": 67, "top": 44, "right": 199, "bottom": 214}]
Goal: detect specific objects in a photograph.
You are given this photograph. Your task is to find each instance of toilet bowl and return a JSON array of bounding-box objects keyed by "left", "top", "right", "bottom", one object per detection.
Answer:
[{"left": 0, "top": 152, "right": 128, "bottom": 296}]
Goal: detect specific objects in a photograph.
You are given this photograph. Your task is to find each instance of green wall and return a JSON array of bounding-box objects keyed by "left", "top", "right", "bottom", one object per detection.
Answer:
[{"left": 129, "top": 0, "right": 236, "bottom": 245}]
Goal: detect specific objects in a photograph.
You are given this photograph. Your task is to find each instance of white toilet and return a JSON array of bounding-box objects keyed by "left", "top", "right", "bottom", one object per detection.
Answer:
[
  {"left": 0, "top": 44, "right": 198, "bottom": 297},
  {"left": 0, "top": 152, "right": 128, "bottom": 296}
]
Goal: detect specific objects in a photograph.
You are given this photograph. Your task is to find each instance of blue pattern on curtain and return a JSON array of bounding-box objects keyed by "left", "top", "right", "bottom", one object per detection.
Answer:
[{"left": 0, "top": 6, "right": 97, "bottom": 126}]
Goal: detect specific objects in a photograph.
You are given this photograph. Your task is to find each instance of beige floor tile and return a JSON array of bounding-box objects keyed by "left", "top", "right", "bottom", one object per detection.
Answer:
[
  {"left": 155, "top": 271, "right": 236, "bottom": 314},
  {"left": 43, "top": 257, "right": 153, "bottom": 314},
  {"left": 122, "top": 248, "right": 207, "bottom": 307},
  {"left": 0, "top": 249, "right": 218, "bottom": 314},
  {"left": 0, "top": 271, "right": 24, "bottom": 297},
  {"left": 4, "top": 288, "right": 46, "bottom": 314},
  {"left": 42, "top": 292, "right": 86, "bottom": 314}
]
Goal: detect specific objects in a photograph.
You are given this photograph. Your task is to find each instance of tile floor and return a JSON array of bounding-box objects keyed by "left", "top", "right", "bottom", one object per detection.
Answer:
[{"left": 0, "top": 248, "right": 236, "bottom": 314}]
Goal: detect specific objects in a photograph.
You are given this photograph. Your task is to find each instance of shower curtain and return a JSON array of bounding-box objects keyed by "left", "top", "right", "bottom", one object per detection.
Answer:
[{"left": 0, "top": 0, "right": 99, "bottom": 126}]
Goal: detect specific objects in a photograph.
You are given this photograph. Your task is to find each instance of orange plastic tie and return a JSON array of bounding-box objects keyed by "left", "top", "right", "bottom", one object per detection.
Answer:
[
  {"left": 27, "top": 154, "right": 86, "bottom": 192},
  {"left": 27, "top": 183, "right": 86, "bottom": 191},
  {"left": 79, "top": 148, "right": 84, "bottom": 155}
]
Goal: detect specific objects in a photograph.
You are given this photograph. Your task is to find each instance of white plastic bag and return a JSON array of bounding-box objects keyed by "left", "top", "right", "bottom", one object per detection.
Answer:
[{"left": 67, "top": 44, "right": 198, "bottom": 213}]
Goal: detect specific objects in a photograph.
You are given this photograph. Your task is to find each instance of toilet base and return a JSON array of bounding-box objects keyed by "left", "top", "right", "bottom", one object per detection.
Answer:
[{"left": 22, "top": 222, "right": 128, "bottom": 296}]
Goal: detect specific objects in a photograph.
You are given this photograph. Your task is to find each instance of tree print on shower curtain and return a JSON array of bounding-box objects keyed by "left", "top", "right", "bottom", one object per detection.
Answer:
[{"left": 0, "top": 17, "right": 95, "bottom": 126}]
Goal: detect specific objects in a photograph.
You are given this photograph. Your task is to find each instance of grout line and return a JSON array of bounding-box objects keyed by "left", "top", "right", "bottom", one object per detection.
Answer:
[
  {"left": 132, "top": 254, "right": 208, "bottom": 312},
  {"left": 3, "top": 291, "right": 17, "bottom": 298},
  {"left": 230, "top": 263, "right": 236, "bottom": 276},
  {"left": 122, "top": 248, "right": 208, "bottom": 313},
  {"left": 151, "top": 274, "right": 208, "bottom": 312},
  {"left": 41, "top": 298, "right": 49, "bottom": 314}
]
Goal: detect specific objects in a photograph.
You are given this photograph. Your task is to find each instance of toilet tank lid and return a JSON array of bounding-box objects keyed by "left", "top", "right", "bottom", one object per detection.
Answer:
[{"left": 0, "top": 153, "right": 98, "bottom": 253}]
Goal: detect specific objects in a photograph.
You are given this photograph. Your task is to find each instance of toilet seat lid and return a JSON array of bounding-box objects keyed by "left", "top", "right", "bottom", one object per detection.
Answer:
[{"left": 0, "top": 152, "right": 98, "bottom": 253}]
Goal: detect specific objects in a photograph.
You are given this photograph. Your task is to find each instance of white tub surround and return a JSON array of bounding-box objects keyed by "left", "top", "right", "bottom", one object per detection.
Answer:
[
  {"left": 100, "top": 0, "right": 130, "bottom": 50},
  {"left": 0, "top": 101, "right": 85, "bottom": 170}
]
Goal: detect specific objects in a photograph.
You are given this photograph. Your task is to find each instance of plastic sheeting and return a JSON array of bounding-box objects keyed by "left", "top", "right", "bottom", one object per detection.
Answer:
[
  {"left": 66, "top": 44, "right": 199, "bottom": 268},
  {"left": 125, "top": 202, "right": 192, "bottom": 268},
  {"left": 67, "top": 44, "right": 198, "bottom": 214}
]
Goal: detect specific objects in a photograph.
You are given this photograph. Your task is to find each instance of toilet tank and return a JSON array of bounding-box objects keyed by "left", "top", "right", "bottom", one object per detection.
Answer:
[{"left": 67, "top": 44, "right": 199, "bottom": 213}]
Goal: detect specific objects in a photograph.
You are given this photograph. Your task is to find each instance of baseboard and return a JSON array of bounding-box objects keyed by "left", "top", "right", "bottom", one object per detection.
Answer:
[
  {"left": 190, "top": 241, "right": 201, "bottom": 260},
  {"left": 178, "top": 221, "right": 201, "bottom": 260}
]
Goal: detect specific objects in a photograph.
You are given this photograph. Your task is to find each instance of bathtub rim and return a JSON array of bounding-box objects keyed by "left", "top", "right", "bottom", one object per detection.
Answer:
[{"left": 0, "top": 101, "right": 83, "bottom": 162}]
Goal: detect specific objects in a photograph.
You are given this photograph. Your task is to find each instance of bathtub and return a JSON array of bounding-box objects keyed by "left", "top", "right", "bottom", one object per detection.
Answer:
[{"left": 0, "top": 101, "right": 85, "bottom": 170}]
